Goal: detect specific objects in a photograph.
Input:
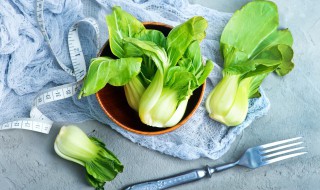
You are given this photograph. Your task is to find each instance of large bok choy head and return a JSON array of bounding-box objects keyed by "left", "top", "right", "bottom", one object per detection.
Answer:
[
  {"left": 54, "top": 125, "right": 123, "bottom": 189},
  {"left": 206, "top": 1, "right": 294, "bottom": 127},
  {"left": 124, "top": 16, "right": 214, "bottom": 127}
]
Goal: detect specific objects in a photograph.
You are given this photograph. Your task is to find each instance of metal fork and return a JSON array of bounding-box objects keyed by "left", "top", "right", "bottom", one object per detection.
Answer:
[{"left": 125, "top": 137, "right": 307, "bottom": 190}]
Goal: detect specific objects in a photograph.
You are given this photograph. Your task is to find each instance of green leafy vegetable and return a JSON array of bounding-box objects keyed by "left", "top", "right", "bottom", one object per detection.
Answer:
[
  {"left": 54, "top": 125, "right": 123, "bottom": 189},
  {"left": 166, "top": 16, "right": 207, "bottom": 66},
  {"left": 106, "top": 6, "right": 145, "bottom": 58},
  {"left": 124, "top": 38, "right": 169, "bottom": 74},
  {"left": 79, "top": 57, "right": 142, "bottom": 98},
  {"left": 105, "top": 7, "right": 170, "bottom": 111},
  {"left": 136, "top": 29, "right": 167, "bottom": 48},
  {"left": 206, "top": 0, "right": 294, "bottom": 127}
]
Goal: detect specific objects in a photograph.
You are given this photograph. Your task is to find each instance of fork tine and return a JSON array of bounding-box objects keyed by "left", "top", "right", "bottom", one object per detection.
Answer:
[
  {"left": 259, "top": 137, "right": 302, "bottom": 149},
  {"left": 262, "top": 147, "right": 305, "bottom": 159},
  {"left": 262, "top": 152, "right": 307, "bottom": 165},
  {"left": 261, "top": 142, "right": 303, "bottom": 154}
]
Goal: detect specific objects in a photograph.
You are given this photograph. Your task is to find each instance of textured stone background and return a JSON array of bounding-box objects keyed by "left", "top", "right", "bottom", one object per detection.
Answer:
[{"left": 0, "top": 0, "right": 319, "bottom": 189}]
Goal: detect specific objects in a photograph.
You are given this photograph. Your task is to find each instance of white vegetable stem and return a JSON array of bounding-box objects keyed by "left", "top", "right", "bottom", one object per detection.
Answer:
[{"left": 206, "top": 75, "right": 251, "bottom": 126}]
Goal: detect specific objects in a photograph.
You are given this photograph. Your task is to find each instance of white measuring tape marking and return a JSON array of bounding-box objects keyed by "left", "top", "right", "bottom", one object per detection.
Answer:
[{"left": 0, "top": 0, "right": 100, "bottom": 134}]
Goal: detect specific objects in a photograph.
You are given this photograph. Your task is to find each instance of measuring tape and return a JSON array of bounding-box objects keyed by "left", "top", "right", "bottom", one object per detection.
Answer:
[{"left": 0, "top": 0, "right": 100, "bottom": 134}]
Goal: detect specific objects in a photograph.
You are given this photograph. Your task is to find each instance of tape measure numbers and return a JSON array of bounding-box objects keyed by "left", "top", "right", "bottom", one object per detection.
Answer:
[{"left": 0, "top": 0, "right": 100, "bottom": 134}]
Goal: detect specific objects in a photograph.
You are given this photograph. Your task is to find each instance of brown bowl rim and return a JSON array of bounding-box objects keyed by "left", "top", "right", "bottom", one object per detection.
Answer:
[{"left": 96, "top": 21, "right": 206, "bottom": 135}]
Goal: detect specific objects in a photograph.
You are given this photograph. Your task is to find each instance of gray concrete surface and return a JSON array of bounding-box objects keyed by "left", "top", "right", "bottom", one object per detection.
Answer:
[{"left": 0, "top": 0, "right": 319, "bottom": 189}]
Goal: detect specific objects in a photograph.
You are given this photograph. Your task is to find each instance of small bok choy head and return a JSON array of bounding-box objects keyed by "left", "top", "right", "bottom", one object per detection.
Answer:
[
  {"left": 206, "top": 0, "right": 294, "bottom": 127},
  {"left": 123, "top": 16, "right": 214, "bottom": 127},
  {"left": 54, "top": 125, "right": 123, "bottom": 189}
]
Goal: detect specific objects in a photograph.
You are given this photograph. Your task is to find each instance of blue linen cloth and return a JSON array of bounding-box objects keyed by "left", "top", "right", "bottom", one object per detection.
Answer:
[{"left": 0, "top": 0, "right": 270, "bottom": 160}]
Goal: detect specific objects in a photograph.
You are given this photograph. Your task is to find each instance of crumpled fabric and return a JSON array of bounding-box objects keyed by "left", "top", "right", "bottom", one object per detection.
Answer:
[{"left": 0, "top": 0, "right": 270, "bottom": 160}]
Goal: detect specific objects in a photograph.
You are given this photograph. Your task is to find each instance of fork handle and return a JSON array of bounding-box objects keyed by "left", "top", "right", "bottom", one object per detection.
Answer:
[{"left": 125, "top": 169, "right": 208, "bottom": 190}]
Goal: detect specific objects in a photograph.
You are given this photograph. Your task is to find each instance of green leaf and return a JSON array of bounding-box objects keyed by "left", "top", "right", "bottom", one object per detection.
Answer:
[
  {"left": 248, "top": 74, "right": 267, "bottom": 98},
  {"left": 183, "top": 41, "right": 202, "bottom": 74},
  {"left": 166, "top": 16, "right": 208, "bottom": 66},
  {"left": 123, "top": 30, "right": 166, "bottom": 84},
  {"left": 85, "top": 172, "right": 105, "bottom": 190},
  {"left": 164, "top": 66, "right": 196, "bottom": 102},
  {"left": 197, "top": 60, "right": 214, "bottom": 86},
  {"left": 242, "top": 49, "right": 282, "bottom": 96},
  {"left": 178, "top": 58, "right": 194, "bottom": 72},
  {"left": 123, "top": 30, "right": 167, "bottom": 57},
  {"left": 252, "top": 29, "right": 293, "bottom": 58},
  {"left": 123, "top": 38, "right": 168, "bottom": 75},
  {"left": 223, "top": 43, "right": 289, "bottom": 76},
  {"left": 136, "top": 29, "right": 167, "bottom": 83},
  {"left": 275, "top": 44, "right": 294, "bottom": 76},
  {"left": 164, "top": 60, "right": 213, "bottom": 103},
  {"left": 79, "top": 57, "right": 142, "bottom": 98},
  {"left": 135, "top": 29, "right": 166, "bottom": 48},
  {"left": 85, "top": 155, "right": 121, "bottom": 182},
  {"left": 86, "top": 138, "right": 124, "bottom": 182},
  {"left": 220, "top": 44, "right": 249, "bottom": 67},
  {"left": 243, "top": 64, "right": 279, "bottom": 79},
  {"left": 106, "top": 6, "right": 145, "bottom": 58},
  {"left": 223, "top": 60, "right": 256, "bottom": 75},
  {"left": 140, "top": 55, "right": 157, "bottom": 85},
  {"left": 179, "top": 41, "right": 214, "bottom": 86},
  {"left": 221, "top": 1, "right": 279, "bottom": 67},
  {"left": 242, "top": 44, "right": 294, "bottom": 78}
]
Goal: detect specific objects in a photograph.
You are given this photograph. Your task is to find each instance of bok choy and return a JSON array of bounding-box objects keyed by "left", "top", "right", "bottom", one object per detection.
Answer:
[
  {"left": 106, "top": 7, "right": 166, "bottom": 111},
  {"left": 54, "top": 125, "right": 123, "bottom": 190},
  {"left": 206, "top": 1, "right": 294, "bottom": 126}
]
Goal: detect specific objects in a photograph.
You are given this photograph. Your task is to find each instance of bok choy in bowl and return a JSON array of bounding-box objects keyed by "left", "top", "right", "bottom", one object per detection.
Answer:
[{"left": 79, "top": 7, "right": 214, "bottom": 134}]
